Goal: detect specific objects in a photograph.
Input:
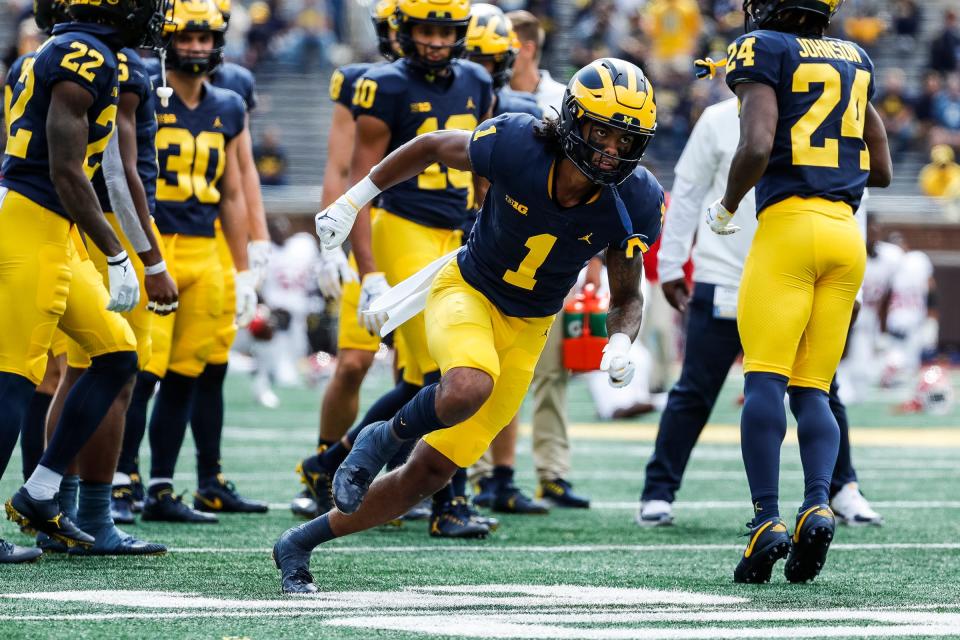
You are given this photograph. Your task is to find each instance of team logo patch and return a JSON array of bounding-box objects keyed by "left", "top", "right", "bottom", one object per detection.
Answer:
[
  {"left": 410, "top": 102, "right": 432, "bottom": 113},
  {"left": 505, "top": 194, "right": 528, "bottom": 215}
]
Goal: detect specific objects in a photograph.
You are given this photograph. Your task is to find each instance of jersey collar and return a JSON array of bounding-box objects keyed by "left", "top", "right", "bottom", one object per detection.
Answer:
[{"left": 52, "top": 23, "right": 123, "bottom": 51}]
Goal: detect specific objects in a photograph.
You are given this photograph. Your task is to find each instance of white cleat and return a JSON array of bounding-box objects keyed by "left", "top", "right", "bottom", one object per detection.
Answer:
[
  {"left": 831, "top": 482, "right": 883, "bottom": 526},
  {"left": 635, "top": 500, "right": 674, "bottom": 527}
]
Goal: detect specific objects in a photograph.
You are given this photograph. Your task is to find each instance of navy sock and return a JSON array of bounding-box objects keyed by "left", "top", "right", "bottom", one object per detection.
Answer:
[
  {"left": 741, "top": 372, "right": 788, "bottom": 523},
  {"left": 39, "top": 352, "right": 137, "bottom": 474},
  {"left": 190, "top": 363, "right": 229, "bottom": 484},
  {"left": 451, "top": 467, "right": 467, "bottom": 498},
  {"left": 392, "top": 383, "right": 448, "bottom": 441},
  {"left": 148, "top": 372, "right": 198, "bottom": 480},
  {"left": 432, "top": 482, "right": 455, "bottom": 511},
  {"left": 20, "top": 391, "right": 52, "bottom": 481},
  {"left": 828, "top": 378, "right": 856, "bottom": 496},
  {"left": 492, "top": 465, "right": 514, "bottom": 488},
  {"left": 60, "top": 474, "right": 80, "bottom": 522},
  {"left": 118, "top": 371, "right": 158, "bottom": 477},
  {"left": 789, "top": 386, "right": 840, "bottom": 510},
  {"left": 357, "top": 380, "right": 422, "bottom": 429},
  {"left": 288, "top": 512, "right": 336, "bottom": 550},
  {"left": 317, "top": 438, "right": 335, "bottom": 451},
  {"left": 76, "top": 481, "right": 115, "bottom": 540},
  {"left": 0, "top": 373, "right": 37, "bottom": 480}
]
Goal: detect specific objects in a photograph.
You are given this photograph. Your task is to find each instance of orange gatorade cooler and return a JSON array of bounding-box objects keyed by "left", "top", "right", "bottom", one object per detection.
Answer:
[{"left": 562, "top": 284, "right": 608, "bottom": 371}]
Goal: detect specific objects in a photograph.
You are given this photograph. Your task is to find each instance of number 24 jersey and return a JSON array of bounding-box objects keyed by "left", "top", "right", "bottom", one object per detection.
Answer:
[{"left": 725, "top": 29, "right": 875, "bottom": 213}]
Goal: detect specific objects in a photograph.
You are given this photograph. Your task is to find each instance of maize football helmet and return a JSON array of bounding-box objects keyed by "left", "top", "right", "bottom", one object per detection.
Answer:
[
  {"left": 465, "top": 3, "right": 516, "bottom": 90},
  {"left": 163, "top": 0, "right": 227, "bottom": 75},
  {"left": 396, "top": 0, "right": 470, "bottom": 73}
]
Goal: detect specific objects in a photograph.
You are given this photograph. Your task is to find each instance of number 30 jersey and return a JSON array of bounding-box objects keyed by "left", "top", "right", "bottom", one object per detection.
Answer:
[
  {"left": 351, "top": 58, "right": 493, "bottom": 230},
  {"left": 725, "top": 30, "right": 874, "bottom": 214},
  {"left": 151, "top": 81, "right": 245, "bottom": 237},
  {"left": 1, "top": 23, "right": 120, "bottom": 219}
]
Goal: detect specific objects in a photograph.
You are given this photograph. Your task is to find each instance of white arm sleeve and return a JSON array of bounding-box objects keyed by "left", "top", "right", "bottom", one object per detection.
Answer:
[
  {"left": 102, "top": 133, "right": 151, "bottom": 254},
  {"left": 658, "top": 111, "right": 720, "bottom": 284}
]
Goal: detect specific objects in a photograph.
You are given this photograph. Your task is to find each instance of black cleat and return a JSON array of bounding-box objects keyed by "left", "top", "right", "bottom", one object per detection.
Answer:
[
  {"left": 111, "top": 485, "right": 136, "bottom": 525},
  {"left": 784, "top": 505, "right": 836, "bottom": 584},
  {"left": 36, "top": 533, "right": 67, "bottom": 553},
  {"left": 0, "top": 538, "right": 42, "bottom": 563},
  {"left": 430, "top": 497, "right": 490, "bottom": 539},
  {"left": 130, "top": 473, "right": 146, "bottom": 513},
  {"left": 333, "top": 420, "right": 402, "bottom": 514},
  {"left": 493, "top": 483, "right": 550, "bottom": 515},
  {"left": 471, "top": 477, "right": 496, "bottom": 508},
  {"left": 69, "top": 530, "right": 167, "bottom": 557},
  {"left": 5, "top": 488, "right": 94, "bottom": 549},
  {"left": 141, "top": 487, "right": 218, "bottom": 523},
  {"left": 733, "top": 517, "right": 792, "bottom": 584},
  {"left": 537, "top": 478, "right": 590, "bottom": 509},
  {"left": 296, "top": 456, "right": 334, "bottom": 516},
  {"left": 290, "top": 489, "right": 319, "bottom": 519},
  {"left": 194, "top": 475, "right": 268, "bottom": 513},
  {"left": 273, "top": 529, "right": 318, "bottom": 594}
]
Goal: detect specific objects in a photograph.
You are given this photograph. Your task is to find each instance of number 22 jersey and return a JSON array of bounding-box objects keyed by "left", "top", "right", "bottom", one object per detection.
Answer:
[
  {"left": 725, "top": 30, "right": 874, "bottom": 213},
  {"left": 1, "top": 23, "right": 120, "bottom": 218}
]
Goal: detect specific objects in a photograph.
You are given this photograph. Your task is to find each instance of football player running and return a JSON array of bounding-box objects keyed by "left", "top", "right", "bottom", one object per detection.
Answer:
[
  {"left": 136, "top": 0, "right": 255, "bottom": 524},
  {"left": 0, "top": 0, "right": 167, "bottom": 560},
  {"left": 709, "top": 0, "right": 891, "bottom": 583},
  {"left": 292, "top": 0, "right": 497, "bottom": 538},
  {"left": 274, "top": 57, "right": 663, "bottom": 593}
]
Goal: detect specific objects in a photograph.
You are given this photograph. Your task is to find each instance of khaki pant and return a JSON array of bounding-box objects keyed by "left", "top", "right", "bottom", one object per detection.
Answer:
[{"left": 471, "top": 314, "right": 570, "bottom": 483}]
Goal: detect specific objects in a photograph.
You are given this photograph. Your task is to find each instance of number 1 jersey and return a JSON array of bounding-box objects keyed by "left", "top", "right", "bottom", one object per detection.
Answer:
[{"left": 725, "top": 30, "right": 874, "bottom": 213}]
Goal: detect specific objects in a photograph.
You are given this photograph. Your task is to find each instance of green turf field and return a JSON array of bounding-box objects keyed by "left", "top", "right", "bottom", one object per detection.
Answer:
[{"left": 1, "top": 364, "right": 959, "bottom": 639}]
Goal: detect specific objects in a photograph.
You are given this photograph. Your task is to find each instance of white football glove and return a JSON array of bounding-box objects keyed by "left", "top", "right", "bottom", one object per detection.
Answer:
[
  {"left": 316, "top": 245, "right": 358, "bottom": 299},
  {"left": 314, "top": 176, "right": 381, "bottom": 250},
  {"left": 247, "top": 240, "right": 272, "bottom": 290},
  {"left": 358, "top": 272, "right": 390, "bottom": 335},
  {"left": 706, "top": 199, "right": 740, "bottom": 235},
  {"left": 235, "top": 270, "right": 258, "bottom": 328},
  {"left": 105, "top": 250, "right": 140, "bottom": 313},
  {"left": 600, "top": 333, "right": 636, "bottom": 388}
]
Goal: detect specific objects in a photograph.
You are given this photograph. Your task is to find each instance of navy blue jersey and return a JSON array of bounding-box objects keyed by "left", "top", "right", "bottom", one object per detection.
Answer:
[
  {"left": 92, "top": 47, "right": 158, "bottom": 214},
  {"left": 725, "top": 30, "right": 875, "bottom": 213},
  {"left": 1, "top": 24, "right": 120, "bottom": 218},
  {"left": 494, "top": 88, "right": 542, "bottom": 118},
  {"left": 210, "top": 61, "right": 257, "bottom": 112},
  {"left": 151, "top": 82, "right": 246, "bottom": 237},
  {"left": 352, "top": 58, "right": 493, "bottom": 230},
  {"left": 328, "top": 62, "right": 373, "bottom": 111},
  {"left": 461, "top": 113, "right": 663, "bottom": 317}
]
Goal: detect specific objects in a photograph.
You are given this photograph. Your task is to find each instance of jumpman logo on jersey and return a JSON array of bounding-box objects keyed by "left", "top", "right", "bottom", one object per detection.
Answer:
[
  {"left": 579, "top": 232, "right": 593, "bottom": 245},
  {"left": 466, "top": 97, "right": 476, "bottom": 110},
  {"left": 213, "top": 117, "right": 223, "bottom": 128}
]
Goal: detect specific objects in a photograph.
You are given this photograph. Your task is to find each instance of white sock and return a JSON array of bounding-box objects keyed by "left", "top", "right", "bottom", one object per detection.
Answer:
[
  {"left": 23, "top": 465, "right": 63, "bottom": 501},
  {"left": 148, "top": 478, "right": 174, "bottom": 489},
  {"left": 113, "top": 472, "right": 131, "bottom": 486}
]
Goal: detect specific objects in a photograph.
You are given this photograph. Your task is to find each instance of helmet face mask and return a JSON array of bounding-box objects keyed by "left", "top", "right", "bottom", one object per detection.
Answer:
[
  {"left": 163, "top": 0, "right": 227, "bottom": 75},
  {"left": 465, "top": 3, "right": 517, "bottom": 89},
  {"left": 396, "top": 0, "right": 470, "bottom": 73},
  {"left": 558, "top": 58, "right": 656, "bottom": 186},
  {"left": 371, "top": 0, "right": 401, "bottom": 60}
]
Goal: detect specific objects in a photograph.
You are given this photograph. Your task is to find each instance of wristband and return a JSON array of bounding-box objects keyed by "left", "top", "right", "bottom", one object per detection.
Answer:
[
  {"left": 343, "top": 176, "right": 381, "bottom": 211},
  {"left": 106, "top": 250, "right": 129, "bottom": 266},
  {"left": 143, "top": 260, "right": 167, "bottom": 276}
]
